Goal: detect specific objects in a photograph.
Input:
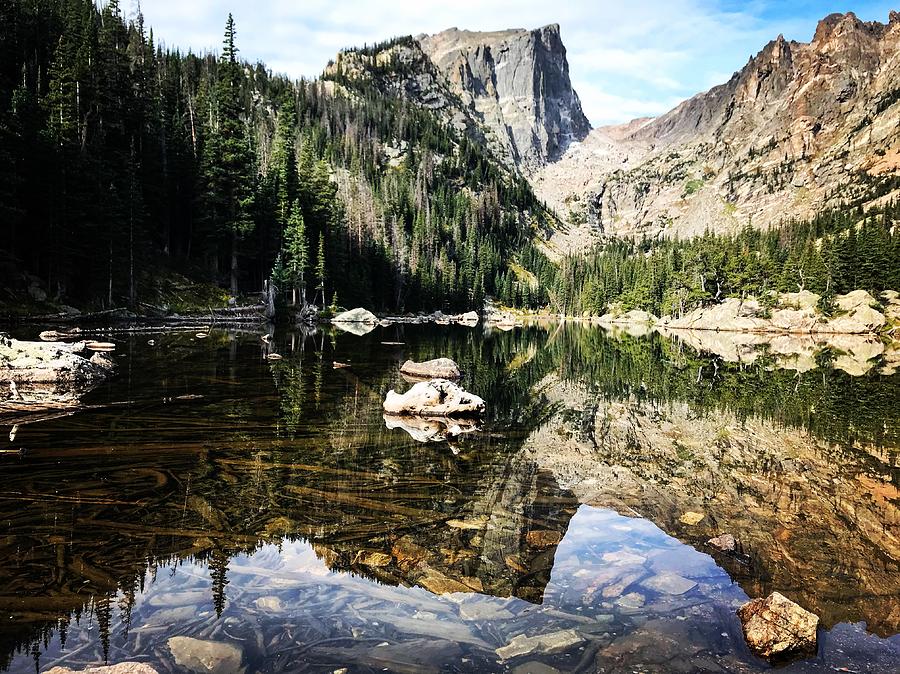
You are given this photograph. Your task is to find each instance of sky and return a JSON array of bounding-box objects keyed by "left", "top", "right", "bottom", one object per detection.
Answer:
[{"left": 128, "top": 0, "right": 897, "bottom": 127}]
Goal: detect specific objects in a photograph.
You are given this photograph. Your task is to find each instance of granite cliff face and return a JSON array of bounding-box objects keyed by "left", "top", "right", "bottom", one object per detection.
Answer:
[
  {"left": 419, "top": 25, "right": 591, "bottom": 170},
  {"left": 323, "top": 26, "right": 591, "bottom": 173},
  {"left": 533, "top": 11, "right": 900, "bottom": 248}
]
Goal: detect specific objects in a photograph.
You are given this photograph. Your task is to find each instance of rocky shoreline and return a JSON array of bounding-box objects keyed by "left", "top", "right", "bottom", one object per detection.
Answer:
[
  {"left": 1, "top": 334, "right": 116, "bottom": 424},
  {"left": 503, "top": 289, "right": 900, "bottom": 338}
]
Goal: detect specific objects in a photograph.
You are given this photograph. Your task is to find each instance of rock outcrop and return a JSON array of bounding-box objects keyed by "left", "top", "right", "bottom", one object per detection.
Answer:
[
  {"left": 419, "top": 25, "right": 591, "bottom": 170},
  {"left": 533, "top": 11, "right": 900, "bottom": 245},
  {"left": 326, "top": 25, "right": 590, "bottom": 173},
  {"left": 738, "top": 592, "right": 819, "bottom": 660},
  {"left": 383, "top": 379, "right": 485, "bottom": 417},
  {"left": 659, "top": 290, "right": 888, "bottom": 334}
]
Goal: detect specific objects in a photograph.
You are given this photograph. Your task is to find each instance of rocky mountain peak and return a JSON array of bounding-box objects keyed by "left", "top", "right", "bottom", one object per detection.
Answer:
[
  {"left": 419, "top": 24, "right": 591, "bottom": 170},
  {"left": 530, "top": 10, "right": 900, "bottom": 249}
]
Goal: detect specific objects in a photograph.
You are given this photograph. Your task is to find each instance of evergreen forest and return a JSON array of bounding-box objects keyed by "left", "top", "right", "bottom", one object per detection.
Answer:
[{"left": 1, "top": 0, "right": 898, "bottom": 317}]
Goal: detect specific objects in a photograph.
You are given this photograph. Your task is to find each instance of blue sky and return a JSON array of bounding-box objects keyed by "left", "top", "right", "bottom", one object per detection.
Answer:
[{"left": 130, "top": 0, "right": 897, "bottom": 126}]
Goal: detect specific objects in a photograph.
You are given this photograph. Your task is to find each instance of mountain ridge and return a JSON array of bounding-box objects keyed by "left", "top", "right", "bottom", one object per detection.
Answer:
[
  {"left": 329, "top": 11, "right": 900, "bottom": 251},
  {"left": 532, "top": 10, "right": 900, "bottom": 249}
]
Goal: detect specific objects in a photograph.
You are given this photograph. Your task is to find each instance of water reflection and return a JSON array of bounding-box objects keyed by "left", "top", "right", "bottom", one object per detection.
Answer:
[{"left": 0, "top": 323, "right": 897, "bottom": 672}]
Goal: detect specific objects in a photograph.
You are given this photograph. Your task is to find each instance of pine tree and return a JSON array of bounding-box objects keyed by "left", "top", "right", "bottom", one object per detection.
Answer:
[
  {"left": 215, "top": 13, "right": 255, "bottom": 294},
  {"left": 284, "top": 200, "right": 308, "bottom": 305},
  {"left": 315, "top": 232, "right": 326, "bottom": 306}
]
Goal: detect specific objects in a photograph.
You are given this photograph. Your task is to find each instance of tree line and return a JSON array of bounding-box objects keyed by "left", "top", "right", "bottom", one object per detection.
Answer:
[
  {"left": 540, "top": 202, "right": 900, "bottom": 317},
  {"left": 0, "top": 0, "right": 546, "bottom": 313}
]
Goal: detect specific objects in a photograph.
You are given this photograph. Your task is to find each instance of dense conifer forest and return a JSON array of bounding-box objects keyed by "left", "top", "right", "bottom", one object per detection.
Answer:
[
  {"left": 543, "top": 204, "right": 900, "bottom": 317},
  {"left": 1, "top": 0, "right": 898, "bottom": 317},
  {"left": 0, "top": 0, "right": 545, "bottom": 313}
]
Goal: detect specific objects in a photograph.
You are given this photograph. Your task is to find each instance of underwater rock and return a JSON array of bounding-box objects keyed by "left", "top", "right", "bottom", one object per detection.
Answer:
[
  {"left": 383, "top": 379, "right": 485, "bottom": 417},
  {"left": 737, "top": 592, "right": 818, "bottom": 660},
  {"left": 642, "top": 572, "right": 697, "bottom": 595},
  {"left": 167, "top": 636, "right": 245, "bottom": 674},
  {"left": 496, "top": 628, "right": 584, "bottom": 660},
  {"left": 400, "top": 357, "right": 461, "bottom": 380},
  {"left": 46, "top": 664, "right": 160, "bottom": 674}
]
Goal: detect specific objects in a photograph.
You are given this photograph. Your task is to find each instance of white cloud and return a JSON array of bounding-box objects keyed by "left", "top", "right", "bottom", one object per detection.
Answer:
[{"left": 127, "top": 0, "right": 882, "bottom": 126}]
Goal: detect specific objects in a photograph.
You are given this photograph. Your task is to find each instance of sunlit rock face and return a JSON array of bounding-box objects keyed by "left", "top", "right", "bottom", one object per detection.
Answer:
[
  {"left": 533, "top": 11, "right": 900, "bottom": 246},
  {"left": 522, "top": 373, "right": 900, "bottom": 636},
  {"left": 419, "top": 24, "right": 591, "bottom": 170}
]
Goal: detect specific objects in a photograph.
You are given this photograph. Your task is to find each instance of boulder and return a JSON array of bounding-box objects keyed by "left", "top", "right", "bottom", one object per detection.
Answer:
[
  {"left": 400, "top": 357, "right": 461, "bottom": 379},
  {"left": 737, "top": 592, "right": 818, "bottom": 660},
  {"left": 167, "top": 636, "right": 245, "bottom": 674},
  {"left": 332, "top": 307, "right": 378, "bottom": 324},
  {"left": 46, "top": 665, "right": 159, "bottom": 674},
  {"left": 824, "top": 290, "right": 885, "bottom": 333},
  {"left": 383, "top": 379, "right": 485, "bottom": 417},
  {"left": 454, "top": 311, "right": 480, "bottom": 326}
]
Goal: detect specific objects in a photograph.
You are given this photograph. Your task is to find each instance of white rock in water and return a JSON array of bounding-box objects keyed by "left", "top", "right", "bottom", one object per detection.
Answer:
[
  {"left": 167, "top": 636, "right": 245, "bottom": 674},
  {"left": 737, "top": 592, "right": 818, "bottom": 660},
  {"left": 383, "top": 379, "right": 485, "bottom": 417},
  {"left": 332, "top": 307, "right": 378, "bottom": 324},
  {"left": 455, "top": 311, "right": 479, "bottom": 325},
  {"left": 400, "top": 357, "right": 461, "bottom": 379}
]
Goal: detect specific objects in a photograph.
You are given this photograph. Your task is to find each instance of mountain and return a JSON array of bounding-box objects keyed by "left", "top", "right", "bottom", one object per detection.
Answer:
[
  {"left": 1, "top": 4, "right": 897, "bottom": 317},
  {"left": 533, "top": 11, "right": 900, "bottom": 249},
  {"left": 419, "top": 25, "right": 591, "bottom": 170},
  {"left": 326, "top": 24, "right": 591, "bottom": 173}
]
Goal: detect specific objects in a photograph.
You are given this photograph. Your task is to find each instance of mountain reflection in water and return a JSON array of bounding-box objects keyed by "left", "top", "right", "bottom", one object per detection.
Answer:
[{"left": 0, "top": 323, "right": 897, "bottom": 672}]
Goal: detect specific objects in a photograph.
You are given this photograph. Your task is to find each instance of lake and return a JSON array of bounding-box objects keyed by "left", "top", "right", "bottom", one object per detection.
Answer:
[{"left": 0, "top": 322, "right": 898, "bottom": 673}]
